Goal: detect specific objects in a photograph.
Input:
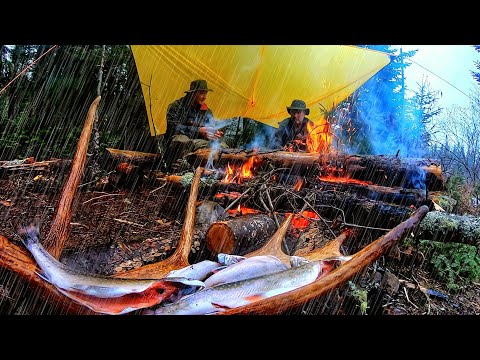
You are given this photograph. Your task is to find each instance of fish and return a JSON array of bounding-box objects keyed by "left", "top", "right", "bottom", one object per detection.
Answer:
[
  {"left": 217, "top": 253, "right": 246, "bottom": 266},
  {"left": 204, "top": 255, "right": 288, "bottom": 288},
  {"left": 152, "top": 260, "right": 327, "bottom": 315},
  {"left": 166, "top": 260, "right": 223, "bottom": 281},
  {"left": 18, "top": 224, "right": 204, "bottom": 314}
]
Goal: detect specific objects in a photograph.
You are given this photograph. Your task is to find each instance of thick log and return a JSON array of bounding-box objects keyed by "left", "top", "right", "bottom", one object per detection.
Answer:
[
  {"left": 114, "top": 167, "right": 204, "bottom": 279},
  {"left": 205, "top": 214, "right": 277, "bottom": 256},
  {"left": 416, "top": 211, "right": 480, "bottom": 246},
  {"left": 0, "top": 234, "right": 94, "bottom": 314},
  {"left": 43, "top": 96, "right": 101, "bottom": 259},
  {"left": 216, "top": 205, "right": 429, "bottom": 315},
  {"left": 187, "top": 149, "right": 443, "bottom": 191}
]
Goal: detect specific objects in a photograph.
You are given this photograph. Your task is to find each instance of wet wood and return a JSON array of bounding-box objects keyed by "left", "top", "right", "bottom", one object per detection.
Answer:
[
  {"left": 216, "top": 205, "right": 429, "bottom": 315},
  {"left": 0, "top": 234, "right": 94, "bottom": 315},
  {"left": 0, "top": 158, "right": 67, "bottom": 171},
  {"left": 294, "top": 231, "right": 349, "bottom": 261},
  {"left": 105, "top": 148, "right": 161, "bottom": 164},
  {"left": 43, "top": 96, "right": 101, "bottom": 259},
  {"left": 114, "top": 167, "right": 204, "bottom": 279},
  {"left": 205, "top": 214, "right": 277, "bottom": 255},
  {"left": 187, "top": 149, "right": 444, "bottom": 191},
  {"left": 416, "top": 211, "right": 480, "bottom": 246}
]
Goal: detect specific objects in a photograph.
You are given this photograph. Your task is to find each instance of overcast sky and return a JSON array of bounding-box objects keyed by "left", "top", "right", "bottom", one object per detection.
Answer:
[{"left": 400, "top": 45, "right": 479, "bottom": 109}]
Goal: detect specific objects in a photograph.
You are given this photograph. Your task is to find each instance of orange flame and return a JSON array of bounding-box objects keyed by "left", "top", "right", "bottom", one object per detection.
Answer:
[
  {"left": 222, "top": 157, "right": 259, "bottom": 184},
  {"left": 286, "top": 210, "right": 319, "bottom": 231},
  {"left": 227, "top": 204, "right": 261, "bottom": 216},
  {"left": 307, "top": 119, "right": 332, "bottom": 153},
  {"left": 318, "top": 176, "right": 372, "bottom": 186}
]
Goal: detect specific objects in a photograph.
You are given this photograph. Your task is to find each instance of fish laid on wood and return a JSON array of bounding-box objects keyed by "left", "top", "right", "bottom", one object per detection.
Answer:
[
  {"left": 152, "top": 259, "right": 336, "bottom": 315},
  {"left": 217, "top": 253, "right": 246, "bottom": 266},
  {"left": 18, "top": 224, "right": 204, "bottom": 315},
  {"left": 166, "top": 260, "right": 222, "bottom": 281},
  {"left": 204, "top": 255, "right": 288, "bottom": 288}
]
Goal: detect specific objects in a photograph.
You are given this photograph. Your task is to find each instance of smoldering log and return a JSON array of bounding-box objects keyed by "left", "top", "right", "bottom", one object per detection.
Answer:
[
  {"left": 205, "top": 214, "right": 278, "bottom": 255},
  {"left": 105, "top": 148, "right": 162, "bottom": 165},
  {"left": 186, "top": 149, "right": 444, "bottom": 191},
  {"left": 416, "top": 211, "right": 480, "bottom": 246}
]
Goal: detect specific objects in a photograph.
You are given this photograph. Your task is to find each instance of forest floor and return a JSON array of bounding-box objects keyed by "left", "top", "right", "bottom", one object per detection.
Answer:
[{"left": 0, "top": 163, "right": 479, "bottom": 316}]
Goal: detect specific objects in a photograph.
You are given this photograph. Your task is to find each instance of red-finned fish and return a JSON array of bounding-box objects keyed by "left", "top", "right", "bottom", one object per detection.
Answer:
[
  {"left": 204, "top": 255, "right": 288, "bottom": 288},
  {"left": 18, "top": 224, "right": 204, "bottom": 315},
  {"left": 152, "top": 260, "right": 331, "bottom": 315}
]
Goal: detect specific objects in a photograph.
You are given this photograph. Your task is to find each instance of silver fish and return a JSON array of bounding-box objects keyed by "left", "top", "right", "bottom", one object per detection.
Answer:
[
  {"left": 166, "top": 260, "right": 222, "bottom": 281},
  {"left": 289, "top": 255, "right": 309, "bottom": 267},
  {"left": 18, "top": 224, "right": 204, "bottom": 314},
  {"left": 153, "top": 260, "right": 323, "bottom": 315},
  {"left": 204, "top": 255, "right": 288, "bottom": 288},
  {"left": 217, "top": 253, "right": 246, "bottom": 266}
]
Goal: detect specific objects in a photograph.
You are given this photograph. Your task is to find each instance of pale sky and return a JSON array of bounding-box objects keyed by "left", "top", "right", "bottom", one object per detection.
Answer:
[{"left": 400, "top": 45, "right": 479, "bottom": 109}]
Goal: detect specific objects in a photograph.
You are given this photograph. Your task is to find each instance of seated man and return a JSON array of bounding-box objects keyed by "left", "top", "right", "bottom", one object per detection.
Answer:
[
  {"left": 162, "top": 79, "right": 228, "bottom": 172},
  {"left": 273, "top": 99, "right": 315, "bottom": 151}
]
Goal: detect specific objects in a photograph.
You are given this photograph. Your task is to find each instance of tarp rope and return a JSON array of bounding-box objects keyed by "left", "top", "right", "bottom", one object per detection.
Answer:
[{"left": 0, "top": 45, "right": 59, "bottom": 95}]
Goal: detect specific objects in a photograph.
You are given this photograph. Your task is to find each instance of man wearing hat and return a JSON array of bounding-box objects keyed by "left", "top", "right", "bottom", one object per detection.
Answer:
[
  {"left": 273, "top": 99, "right": 315, "bottom": 151},
  {"left": 163, "top": 79, "right": 227, "bottom": 172}
]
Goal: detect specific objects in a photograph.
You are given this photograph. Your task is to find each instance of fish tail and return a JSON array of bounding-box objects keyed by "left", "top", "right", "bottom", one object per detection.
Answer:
[{"left": 17, "top": 223, "right": 40, "bottom": 247}]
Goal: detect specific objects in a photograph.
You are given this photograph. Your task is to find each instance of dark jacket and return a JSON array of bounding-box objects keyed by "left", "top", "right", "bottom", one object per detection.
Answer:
[
  {"left": 273, "top": 116, "right": 314, "bottom": 149},
  {"left": 165, "top": 95, "right": 215, "bottom": 144}
]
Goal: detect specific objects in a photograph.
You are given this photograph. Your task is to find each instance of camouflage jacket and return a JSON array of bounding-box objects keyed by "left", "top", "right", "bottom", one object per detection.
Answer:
[{"left": 165, "top": 95, "right": 215, "bottom": 143}]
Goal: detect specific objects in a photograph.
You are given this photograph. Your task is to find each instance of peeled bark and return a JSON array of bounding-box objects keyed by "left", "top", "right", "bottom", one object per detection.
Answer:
[{"left": 43, "top": 96, "right": 101, "bottom": 259}]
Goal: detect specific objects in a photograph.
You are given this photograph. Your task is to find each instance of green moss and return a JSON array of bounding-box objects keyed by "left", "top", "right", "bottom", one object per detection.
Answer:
[
  {"left": 348, "top": 281, "right": 369, "bottom": 315},
  {"left": 418, "top": 240, "right": 480, "bottom": 293}
]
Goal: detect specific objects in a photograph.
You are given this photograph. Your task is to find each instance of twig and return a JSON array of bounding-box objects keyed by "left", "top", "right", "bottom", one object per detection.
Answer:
[
  {"left": 82, "top": 193, "right": 124, "bottom": 205},
  {"left": 265, "top": 187, "right": 280, "bottom": 228},
  {"left": 149, "top": 182, "right": 167, "bottom": 194},
  {"left": 113, "top": 218, "right": 146, "bottom": 227},
  {"left": 403, "top": 286, "right": 419, "bottom": 309},
  {"left": 222, "top": 187, "right": 252, "bottom": 214}
]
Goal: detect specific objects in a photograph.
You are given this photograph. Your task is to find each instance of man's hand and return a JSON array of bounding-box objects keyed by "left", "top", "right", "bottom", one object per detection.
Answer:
[{"left": 199, "top": 127, "right": 224, "bottom": 140}]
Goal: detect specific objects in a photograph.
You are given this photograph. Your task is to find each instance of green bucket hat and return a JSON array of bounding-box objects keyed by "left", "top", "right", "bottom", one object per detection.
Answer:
[
  {"left": 287, "top": 99, "right": 310, "bottom": 115},
  {"left": 185, "top": 79, "right": 213, "bottom": 93}
]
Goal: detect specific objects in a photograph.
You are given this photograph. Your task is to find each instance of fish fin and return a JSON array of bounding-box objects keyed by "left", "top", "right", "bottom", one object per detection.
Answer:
[
  {"left": 35, "top": 270, "right": 52, "bottom": 284},
  {"left": 210, "top": 265, "right": 227, "bottom": 274},
  {"left": 163, "top": 277, "right": 206, "bottom": 289}
]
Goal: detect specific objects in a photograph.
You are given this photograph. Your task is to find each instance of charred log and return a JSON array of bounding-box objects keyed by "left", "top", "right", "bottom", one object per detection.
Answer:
[{"left": 186, "top": 149, "right": 443, "bottom": 191}]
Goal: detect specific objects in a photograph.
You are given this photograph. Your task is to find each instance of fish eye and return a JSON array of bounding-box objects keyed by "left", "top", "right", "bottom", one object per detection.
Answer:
[{"left": 156, "top": 288, "right": 165, "bottom": 294}]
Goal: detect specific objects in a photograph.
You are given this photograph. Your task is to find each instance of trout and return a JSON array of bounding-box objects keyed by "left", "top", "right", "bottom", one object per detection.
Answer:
[
  {"left": 204, "top": 255, "right": 288, "bottom": 288},
  {"left": 152, "top": 260, "right": 330, "bottom": 315},
  {"left": 18, "top": 224, "right": 204, "bottom": 314}
]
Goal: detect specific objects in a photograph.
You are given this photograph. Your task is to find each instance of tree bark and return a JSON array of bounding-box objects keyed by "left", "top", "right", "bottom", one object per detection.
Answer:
[
  {"left": 416, "top": 211, "right": 480, "bottom": 246},
  {"left": 205, "top": 214, "right": 277, "bottom": 255}
]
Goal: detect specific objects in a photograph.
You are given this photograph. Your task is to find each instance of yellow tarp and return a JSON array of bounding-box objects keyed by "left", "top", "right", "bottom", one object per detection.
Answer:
[{"left": 131, "top": 45, "right": 391, "bottom": 136}]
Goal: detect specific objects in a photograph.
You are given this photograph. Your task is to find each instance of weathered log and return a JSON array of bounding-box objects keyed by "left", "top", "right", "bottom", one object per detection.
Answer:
[
  {"left": 114, "top": 167, "right": 204, "bottom": 279},
  {"left": 416, "top": 211, "right": 480, "bottom": 246},
  {"left": 105, "top": 148, "right": 162, "bottom": 165},
  {"left": 0, "top": 158, "right": 69, "bottom": 171},
  {"left": 216, "top": 205, "right": 429, "bottom": 315},
  {"left": 43, "top": 96, "right": 101, "bottom": 259},
  {"left": 186, "top": 149, "right": 444, "bottom": 191},
  {"left": 0, "top": 234, "right": 94, "bottom": 314},
  {"left": 294, "top": 231, "right": 349, "bottom": 261},
  {"left": 205, "top": 214, "right": 277, "bottom": 255}
]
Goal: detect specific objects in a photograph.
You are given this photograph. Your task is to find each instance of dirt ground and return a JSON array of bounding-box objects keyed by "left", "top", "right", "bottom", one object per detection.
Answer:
[{"left": 0, "top": 164, "right": 479, "bottom": 315}]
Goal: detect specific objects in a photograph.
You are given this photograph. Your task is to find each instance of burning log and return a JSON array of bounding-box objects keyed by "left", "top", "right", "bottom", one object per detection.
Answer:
[
  {"left": 187, "top": 149, "right": 443, "bottom": 191},
  {"left": 205, "top": 214, "right": 278, "bottom": 256},
  {"left": 216, "top": 205, "right": 429, "bottom": 315}
]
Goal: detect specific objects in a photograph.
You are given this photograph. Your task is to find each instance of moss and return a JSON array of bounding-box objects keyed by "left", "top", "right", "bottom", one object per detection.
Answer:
[
  {"left": 418, "top": 240, "right": 480, "bottom": 293},
  {"left": 348, "top": 281, "right": 369, "bottom": 315}
]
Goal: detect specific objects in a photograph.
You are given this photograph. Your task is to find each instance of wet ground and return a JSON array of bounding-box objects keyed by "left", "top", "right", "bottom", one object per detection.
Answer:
[{"left": 0, "top": 166, "right": 479, "bottom": 315}]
